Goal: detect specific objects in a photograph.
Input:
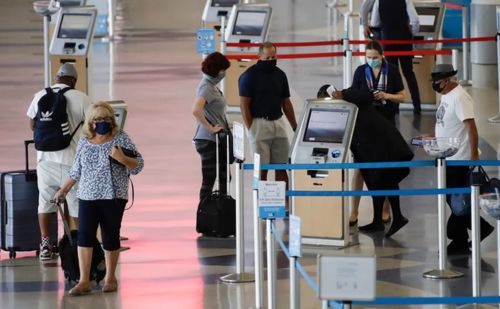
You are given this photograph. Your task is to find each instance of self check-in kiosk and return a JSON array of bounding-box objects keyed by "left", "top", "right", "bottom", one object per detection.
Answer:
[
  {"left": 404, "top": 1, "right": 444, "bottom": 106},
  {"left": 223, "top": 4, "right": 272, "bottom": 107},
  {"left": 50, "top": 6, "right": 97, "bottom": 94},
  {"left": 107, "top": 100, "right": 128, "bottom": 129},
  {"left": 201, "top": 0, "right": 241, "bottom": 60},
  {"left": 290, "top": 99, "right": 358, "bottom": 247},
  {"left": 202, "top": 0, "right": 240, "bottom": 24}
]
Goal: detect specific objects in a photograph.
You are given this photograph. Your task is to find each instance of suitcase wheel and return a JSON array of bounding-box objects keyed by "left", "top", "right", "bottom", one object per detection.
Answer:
[{"left": 9, "top": 251, "right": 16, "bottom": 259}]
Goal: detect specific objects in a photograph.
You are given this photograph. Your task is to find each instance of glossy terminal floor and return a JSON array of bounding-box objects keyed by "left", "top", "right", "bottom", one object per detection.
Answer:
[{"left": 2, "top": 0, "right": 500, "bottom": 308}]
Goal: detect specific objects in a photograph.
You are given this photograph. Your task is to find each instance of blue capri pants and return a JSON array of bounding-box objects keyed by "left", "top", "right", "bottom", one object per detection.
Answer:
[{"left": 78, "top": 199, "right": 126, "bottom": 251}]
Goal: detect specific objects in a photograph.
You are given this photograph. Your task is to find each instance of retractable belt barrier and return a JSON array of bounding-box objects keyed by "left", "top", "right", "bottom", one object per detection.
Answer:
[
  {"left": 249, "top": 159, "right": 500, "bottom": 308},
  {"left": 224, "top": 36, "right": 496, "bottom": 60}
]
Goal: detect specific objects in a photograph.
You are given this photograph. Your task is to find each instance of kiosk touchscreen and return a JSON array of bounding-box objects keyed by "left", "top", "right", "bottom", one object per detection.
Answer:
[
  {"left": 59, "top": 0, "right": 87, "bottom": 7},
  {"left": 225, "top": 4, "right": 272, "bottom": 51},
  {"left": 399, "top": 1, "right": 444, "bottom": 106},
  {"left": 108, "top": 100, "right": 128, "bottom": 129},
  {"left": 50, "top": 7, "right": 97, "bottom": 94},
  {"left": 223, "top": 4, "right": 272, "bottom": 108},
  {"left": 290, "top": 99, "right": 358, "bottom": 247},
  {"left": 202, "top": 0, "right": 240, "bottom": 23}
]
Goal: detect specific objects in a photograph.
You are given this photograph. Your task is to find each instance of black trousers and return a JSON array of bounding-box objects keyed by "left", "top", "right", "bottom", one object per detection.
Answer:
[
  {"left": 78, "top": 199, "right": 126, "bottom": 251},
  {"left": 385, "top": 55, "right": 421, "bottom": 112},
  {"left": 446, "top": 166, "right": 492, "bottom": 244},
  {"left": 194, "top": 139, "right": 228, "bottom": 202}
]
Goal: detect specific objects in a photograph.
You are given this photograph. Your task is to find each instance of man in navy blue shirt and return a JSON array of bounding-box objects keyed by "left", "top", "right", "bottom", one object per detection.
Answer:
[{"left": 239, "top": 42, "right": 297, "bottom": 183}]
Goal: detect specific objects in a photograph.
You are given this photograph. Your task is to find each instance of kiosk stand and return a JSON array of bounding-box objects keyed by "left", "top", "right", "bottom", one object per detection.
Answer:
[
  {"left": 33, "top": 0, "right": 60, "bottom": 88},
  {"left": 401, "top": 1, "right": 444, "bottom": 108},
  {"left": 290, "top": 99, "right": 358, "bottom": 247},
  {"left": 223, "top": 4, "right": 272, "bottom": 109},
  {"left": 201, "top": 0, "right": 241, "bottom": 55},
  {"left": 50, "top": 7, "right": 97, "bottom": 95}
]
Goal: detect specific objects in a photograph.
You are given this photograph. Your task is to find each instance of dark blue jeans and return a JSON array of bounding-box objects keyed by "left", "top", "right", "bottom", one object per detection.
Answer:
[{"left": 78, "top": 199, "right": 126, "bottom": 251}]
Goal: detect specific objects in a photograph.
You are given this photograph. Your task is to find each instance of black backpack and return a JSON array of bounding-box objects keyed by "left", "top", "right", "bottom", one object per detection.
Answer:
[{"left": 33, "top": 87, "right": 81, "bottom": 151}]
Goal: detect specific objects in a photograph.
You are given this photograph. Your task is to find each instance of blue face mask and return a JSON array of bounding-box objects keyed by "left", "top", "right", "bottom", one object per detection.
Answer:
[
  {"left": 94, "top": 121, "right": 112, "bottom": 135},
  {"left": 367, "top": 58, "right": 382, "bottom": 69}
]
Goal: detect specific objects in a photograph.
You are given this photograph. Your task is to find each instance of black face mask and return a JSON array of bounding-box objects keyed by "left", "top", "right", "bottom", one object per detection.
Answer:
[
  {"left": 257, "top": 59, "right": 277, "bottom": 72},
  {"left": 432, "top": 81, "right": 445, "bottom": 93}
]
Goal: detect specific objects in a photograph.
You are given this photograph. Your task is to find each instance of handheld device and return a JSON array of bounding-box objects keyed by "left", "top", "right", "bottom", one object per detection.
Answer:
[{"left": 410, "top": 137, "right": 424, "bottom": 146}]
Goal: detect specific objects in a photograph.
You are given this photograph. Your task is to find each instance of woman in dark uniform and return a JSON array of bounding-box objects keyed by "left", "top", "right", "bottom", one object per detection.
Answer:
[
  {"left": 332, "top": 87, "right": 413, "bottom": 238},
  {"left": 348, "top": 40, "right": 406, "bottom": 228}
]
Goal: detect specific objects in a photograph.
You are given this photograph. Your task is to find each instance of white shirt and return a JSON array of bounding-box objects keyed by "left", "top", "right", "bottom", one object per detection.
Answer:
[
  {"left": 26, "top": 84, "right": 92, "bottom": 166},
  {"left": 360, "top": 0, "right": 420, "bottom": 36},
  {"left": 435, "top": 85, "right": 476, "bottom": 160}
]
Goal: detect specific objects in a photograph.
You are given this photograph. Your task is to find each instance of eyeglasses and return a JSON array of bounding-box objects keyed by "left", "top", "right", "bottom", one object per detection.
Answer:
[{"left": 93, "top": 117, "right": 113, "bottom": 123}]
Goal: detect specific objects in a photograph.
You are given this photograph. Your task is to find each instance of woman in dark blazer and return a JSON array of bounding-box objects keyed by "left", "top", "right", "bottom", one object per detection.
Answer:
[
  {"left": 332, "top": 87, "right": 413, "bottom": 238},
  {"left": 348, "top": 40, "right": 406, "bottom": 227}
]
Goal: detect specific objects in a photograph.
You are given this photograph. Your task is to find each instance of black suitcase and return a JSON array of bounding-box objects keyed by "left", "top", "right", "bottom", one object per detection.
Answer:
[
  {"left": 196, "top": 132, "right": 236, "bottom": 237},
  {"left": 55, "top": 200, "right": 106, "bottom": 283},
  {"left": 0, "top": 140, "right": 57, "bottom": 258}
]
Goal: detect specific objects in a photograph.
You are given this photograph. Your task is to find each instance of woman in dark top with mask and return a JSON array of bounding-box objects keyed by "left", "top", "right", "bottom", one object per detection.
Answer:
[
  {"left": 348, "top": 40, "right": 407, "bottom": 228},
  {"left": 351, "top": 40, "right": 405, "bottom": 124},
  {"left": 192, "top": 52, "right": 231, "bottom": 217}
]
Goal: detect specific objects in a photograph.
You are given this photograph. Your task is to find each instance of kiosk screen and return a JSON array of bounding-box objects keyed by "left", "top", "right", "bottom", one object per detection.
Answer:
[
  {"left": 303, "top": 109, "right": 349, "bottom": 143},
  {"left": 57, "top": 13, "right": 93, "bottom": 39},
  {"left": 59, "top": 0, "right": 84, "bottom": 6},
  {"left": 211, "top": 0, "right": 239, "bottom": 7},
  {"left": 232, "top": 11, "right": 267, "bottom": 36},
  {"left": 416, "top": 7, "right": 439, "bottom": 33}
]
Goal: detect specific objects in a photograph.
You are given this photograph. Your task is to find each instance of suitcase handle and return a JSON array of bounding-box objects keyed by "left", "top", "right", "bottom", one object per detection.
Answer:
[
  {"left": 24, "top": 140, "right": 34, "bottom": 174},
  {"left": 1, "top": 174, "right": 6, "bottom": 227}
]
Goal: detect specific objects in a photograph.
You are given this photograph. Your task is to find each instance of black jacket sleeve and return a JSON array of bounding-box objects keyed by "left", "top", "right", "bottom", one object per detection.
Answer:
[{"left": 341, "top": 87, "right": 374, "bottom": 108}]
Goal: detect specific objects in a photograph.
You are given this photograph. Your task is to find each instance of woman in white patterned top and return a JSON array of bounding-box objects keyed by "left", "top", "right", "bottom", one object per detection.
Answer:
[{"left": 54, "top": 102, "right": 144, "bottom": 296}]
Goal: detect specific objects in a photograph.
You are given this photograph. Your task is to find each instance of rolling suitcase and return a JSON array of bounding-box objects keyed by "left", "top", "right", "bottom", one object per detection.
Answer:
[
  {"left": 196, "top": 132, "right": 236, "bottom": 237},
  {"left": 0, "top": 140, "right": 57, "bottom": 258}
]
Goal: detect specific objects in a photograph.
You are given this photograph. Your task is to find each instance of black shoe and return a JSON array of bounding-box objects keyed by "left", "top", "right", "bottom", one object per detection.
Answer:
[
  {"left": 385, "top": 217, "right": 409, "bottom": 238},
  {"left": 359, "top": 222, "right": 385, "bottom": 232},
  {"left": 447, "top": 240, "right": 471, "bottom": 255},
  {"left": 482, "top": 223, "right": 494, "bottom": 241},
  {"left": 349, "top": 219, "right": 358, "bottom": 227}
]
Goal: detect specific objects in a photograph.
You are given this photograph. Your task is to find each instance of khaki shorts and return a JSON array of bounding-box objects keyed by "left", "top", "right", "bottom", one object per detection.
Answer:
[
  {"left": 37, "top": 160, "right": 78, "bottom": 217},
  {"left": 247, "top": 117, "right": 290, "bottom": 164}
]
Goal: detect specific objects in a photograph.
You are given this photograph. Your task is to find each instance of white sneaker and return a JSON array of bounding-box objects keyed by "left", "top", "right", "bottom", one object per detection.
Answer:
[{"left": 39, "top": 245, "right": 53, "bottom": 260}]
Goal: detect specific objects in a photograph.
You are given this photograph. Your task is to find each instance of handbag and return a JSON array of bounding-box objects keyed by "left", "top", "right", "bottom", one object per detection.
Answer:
[{"left": 450, "top": 166, "right": 500, "bottom": 216}]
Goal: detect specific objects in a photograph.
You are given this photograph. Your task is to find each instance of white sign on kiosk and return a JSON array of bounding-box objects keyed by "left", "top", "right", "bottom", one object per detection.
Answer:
[
  {"left": 225, "top": 4, "right": 272, "bottom": 52},
  {"left": 202, "top": 0, "right": 241, "bottom": 23},
  {"left": 290, "top": 99, "right": 358, "bottom": 247},
  {"left": 232, "top": 121, "right": 245, "bottom": 161},
  {"left": 258, "top": 181, "right": 286, "bottom": 219}
]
